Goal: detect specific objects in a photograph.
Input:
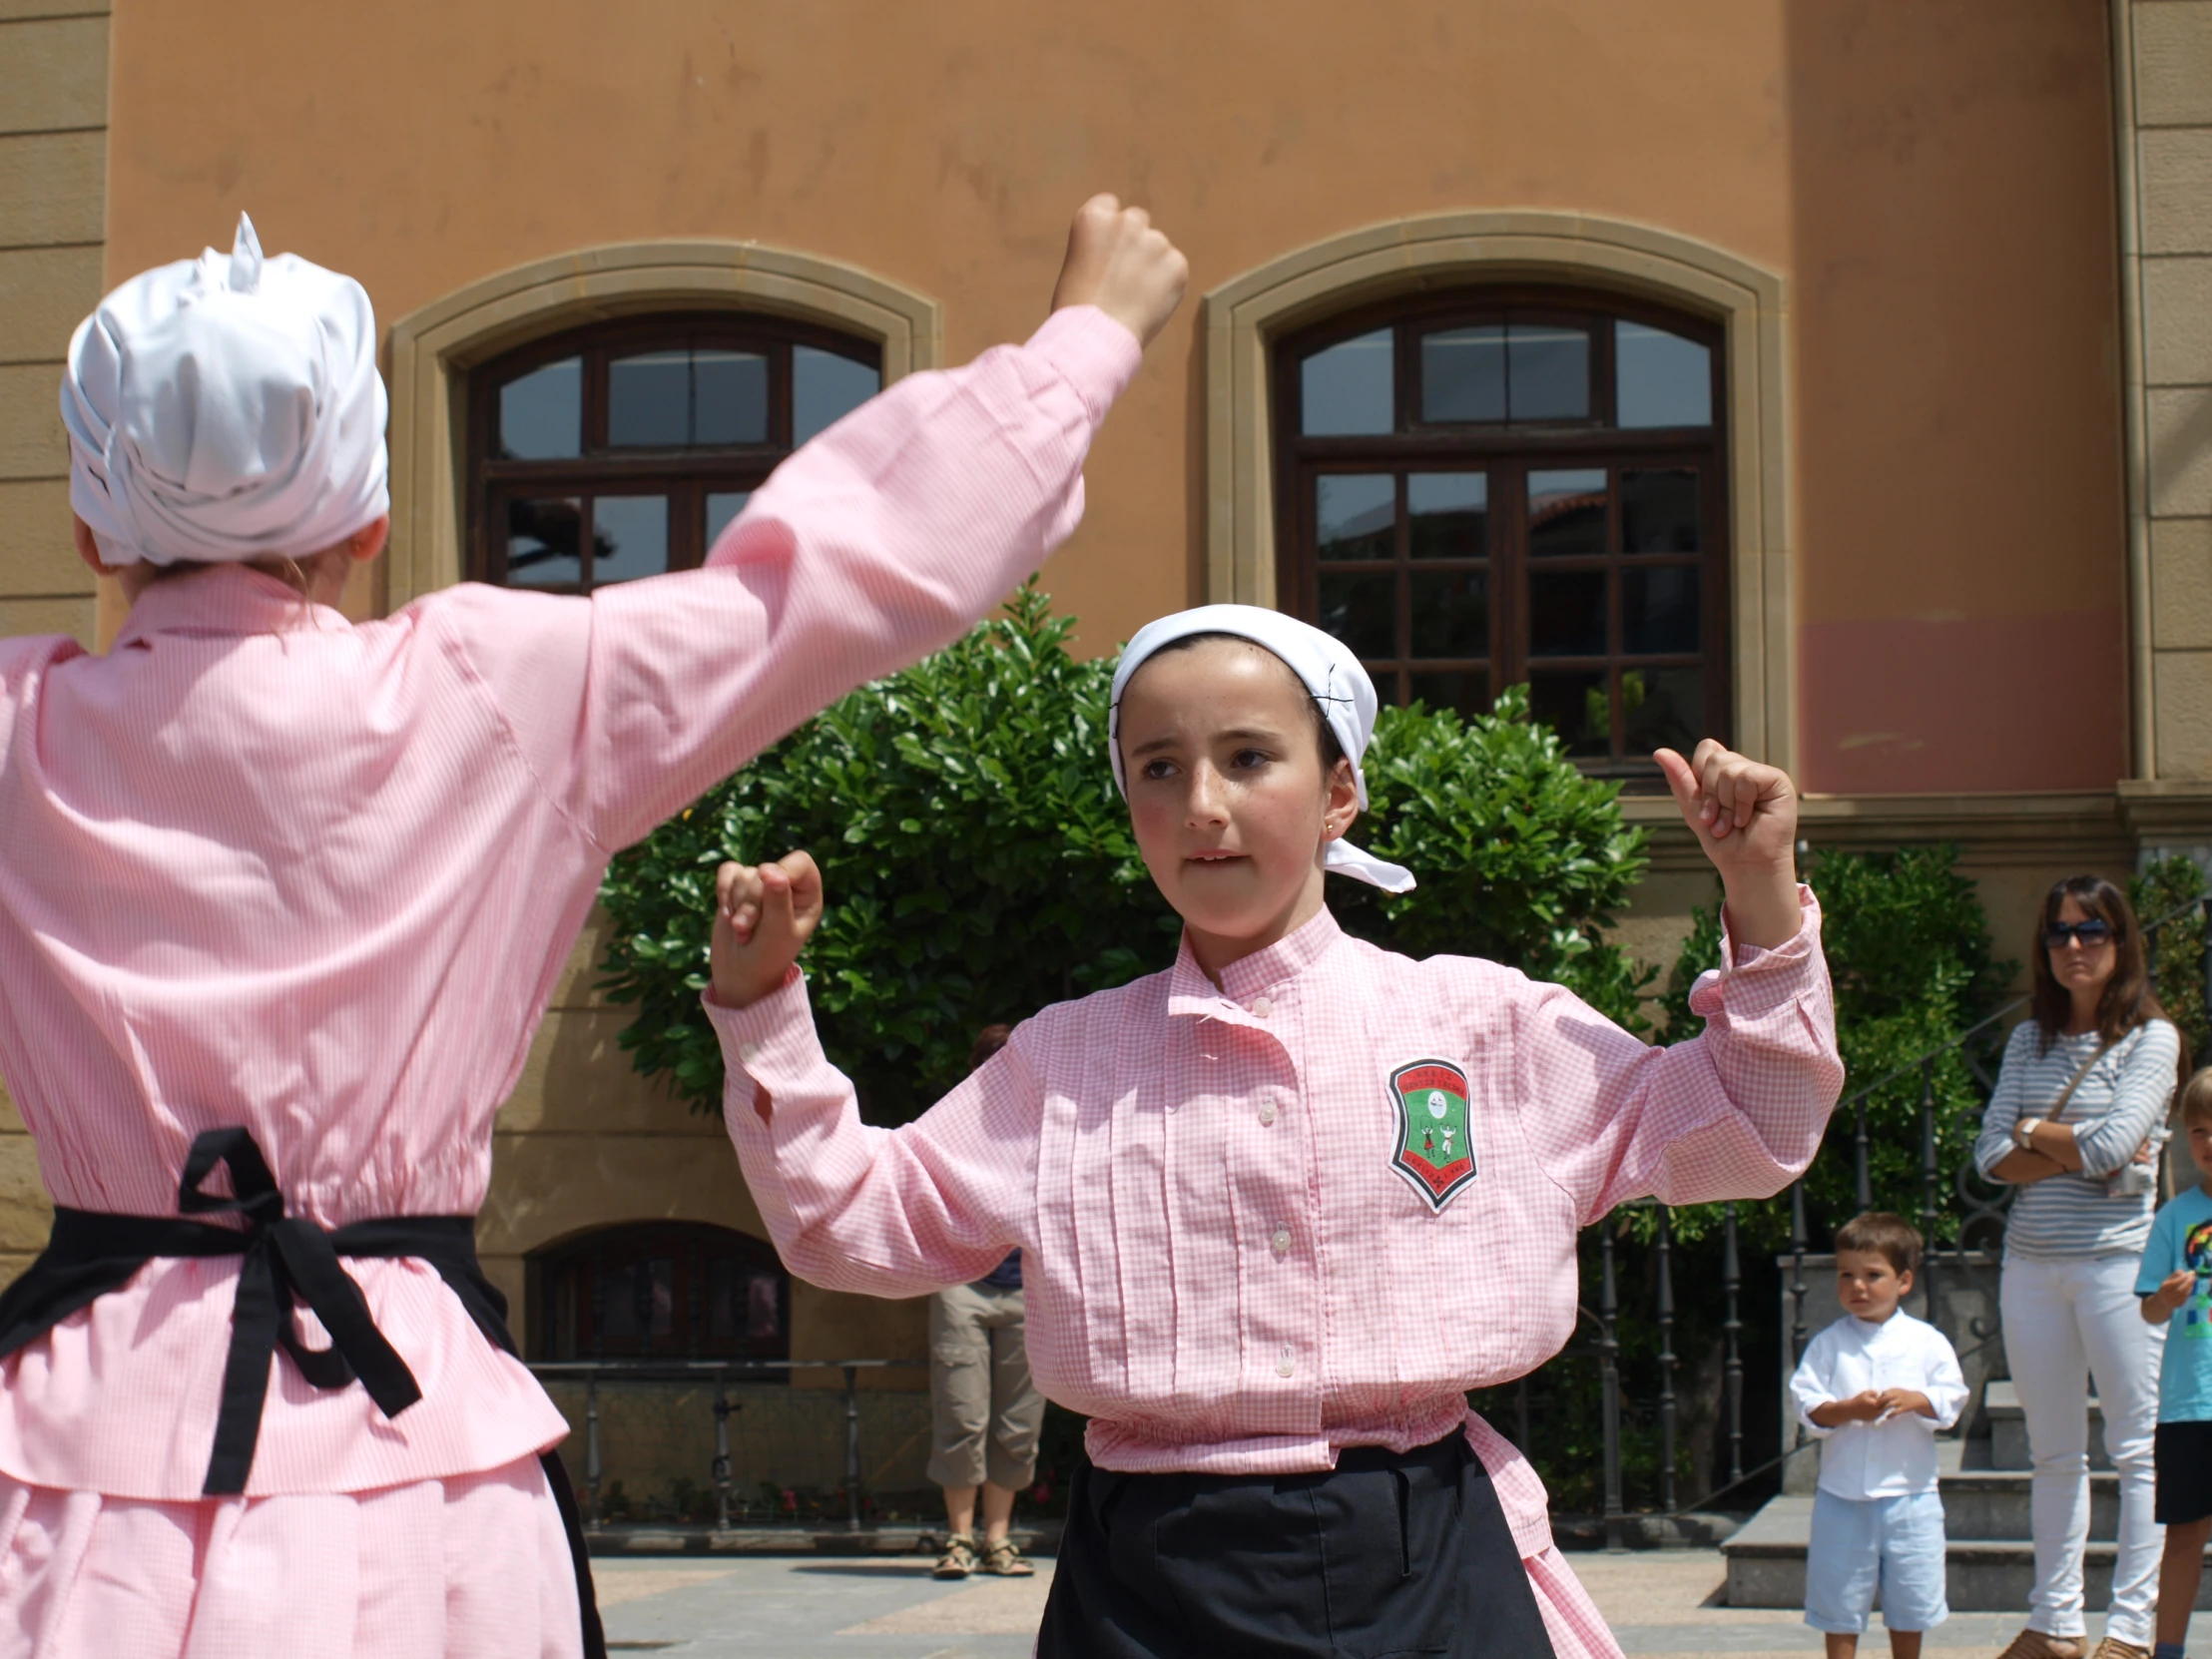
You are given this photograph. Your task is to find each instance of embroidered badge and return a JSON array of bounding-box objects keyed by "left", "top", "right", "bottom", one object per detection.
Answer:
[{"left": 1387, "top": 1057, "right": 1477, "bottom": 1212}]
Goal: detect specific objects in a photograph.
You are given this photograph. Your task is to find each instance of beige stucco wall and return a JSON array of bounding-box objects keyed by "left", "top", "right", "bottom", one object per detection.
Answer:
[
  {"left": 0, "top": 2, "right": 105, "bottom": 648},
  {"left": 2137, "top": 1, "right": 2212, "bottom": 777}
]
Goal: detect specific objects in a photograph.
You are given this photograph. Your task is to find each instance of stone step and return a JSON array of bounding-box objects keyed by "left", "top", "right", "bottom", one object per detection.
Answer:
[
  {"left": 1722, "top": 1495, "right": 2208, "bottom": 1613},
  {"left": 1939, "top": 1467, "right": 2120, "bottom": 1542},
  {"left": 1982, "top": 1380, "right": 2108, "bottom": 1471}
]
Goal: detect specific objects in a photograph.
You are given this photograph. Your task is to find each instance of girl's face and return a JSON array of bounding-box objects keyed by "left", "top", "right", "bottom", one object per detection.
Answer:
[
  {"left": 2046, "top": 893, "right": 2118, "bottom": 1004},
  {"left": 1118, "top": 639, "right": 1360, "bottom": 978}
]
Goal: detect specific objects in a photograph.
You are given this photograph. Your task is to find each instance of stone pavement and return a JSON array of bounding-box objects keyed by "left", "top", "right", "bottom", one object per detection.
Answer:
[{"left": 593, "top": 1548, "right": 2125, "bottom": 1656}]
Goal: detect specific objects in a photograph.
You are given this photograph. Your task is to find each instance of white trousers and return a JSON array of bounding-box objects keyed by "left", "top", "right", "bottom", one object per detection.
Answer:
[{"left": 1999, "top": 1252, "right": 2167, "bottom": 1646}]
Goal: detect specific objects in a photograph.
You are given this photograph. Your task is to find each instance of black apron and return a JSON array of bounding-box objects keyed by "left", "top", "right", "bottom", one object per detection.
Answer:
[
  {"left": 0, "top": 1127, "right": 605, "bottom": 1659},
  {"left": 1036, "top": 1428, "right": 1556, "bottom": 1659}
]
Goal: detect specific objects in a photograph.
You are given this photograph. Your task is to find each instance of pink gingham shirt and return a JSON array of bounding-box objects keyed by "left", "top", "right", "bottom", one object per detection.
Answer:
[
  {"left": 712, "top": 895, "right": 1841, "bottom": 1558},
  {"left": 0, "top": 304, "right": 1141, "bottom": 1500}
]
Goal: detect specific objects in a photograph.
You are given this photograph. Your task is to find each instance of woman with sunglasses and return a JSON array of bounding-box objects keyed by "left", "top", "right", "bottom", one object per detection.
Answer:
[{"left": 1971, "top": 876, "right": 2183, "bottom": 1659}]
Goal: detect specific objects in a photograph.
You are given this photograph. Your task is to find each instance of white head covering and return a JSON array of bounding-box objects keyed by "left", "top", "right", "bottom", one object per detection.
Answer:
[
  {"left": 1107, "top": 603, "right": 1417, "bottom": 893},
  {"left": 59, "top": 213, "right": 388, "bottom": 568}
]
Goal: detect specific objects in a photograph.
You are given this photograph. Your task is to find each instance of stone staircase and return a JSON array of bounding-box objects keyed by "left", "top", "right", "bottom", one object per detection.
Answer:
[{"left": 1725, "top": 1383, "right": 2212, "bottom": 1611}]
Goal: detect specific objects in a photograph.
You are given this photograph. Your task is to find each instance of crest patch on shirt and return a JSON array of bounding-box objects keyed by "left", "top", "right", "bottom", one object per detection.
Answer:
[{"left": 1386, "top": 1057, "right": 1476, "bottom": 1212}]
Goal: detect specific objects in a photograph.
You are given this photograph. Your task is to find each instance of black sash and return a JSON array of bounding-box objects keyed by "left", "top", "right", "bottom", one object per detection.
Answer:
[
  {"left": 1037, "top": 1428, "right": 1556, "bottom": 1659},
  {"left": 0, "top": 1127, "right": 605, "bottom": 1659}
]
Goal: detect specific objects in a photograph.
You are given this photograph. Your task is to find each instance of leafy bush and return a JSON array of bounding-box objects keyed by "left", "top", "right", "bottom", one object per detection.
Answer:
[
  {"left": 2132, "top": 852, "right": 2210, "bottom": 1062},
  {"left": 596, "top": 587, "right": 1655, "bottom": 1118},
  {"left": 1651, "top": 844, "right": 2014, "bottom": 1252}
]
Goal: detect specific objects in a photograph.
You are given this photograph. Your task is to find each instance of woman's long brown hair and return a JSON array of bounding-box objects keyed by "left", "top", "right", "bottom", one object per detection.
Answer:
[{"left": 2029, "top": 874, "right": 2167, "bottom": 1053}]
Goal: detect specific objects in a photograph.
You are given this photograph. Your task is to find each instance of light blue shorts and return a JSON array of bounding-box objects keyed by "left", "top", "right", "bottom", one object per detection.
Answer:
[{"left": 1804, "top": 1487, "right": 1949, "bottom": 1634}]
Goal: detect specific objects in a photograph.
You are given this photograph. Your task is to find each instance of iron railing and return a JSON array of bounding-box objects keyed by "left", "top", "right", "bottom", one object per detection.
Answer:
[
  {"left": 529, "top": 1358, "right": 922, "bottom": 1531},
  {"left": 1555, "top": 891, "right": 2212, "bottom": 1547}
]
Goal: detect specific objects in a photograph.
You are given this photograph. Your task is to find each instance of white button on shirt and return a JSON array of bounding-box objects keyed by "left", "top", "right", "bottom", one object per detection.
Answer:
[
  {"left": 1257, "top": 1101, "right": 1278, "bottom": 1126},
  {"left": 1276, "top": 1348, "right": 1297, "bottom": 1378},
  {"left": 1788, "top": 1310, "right": 1967, "bottom": 1499},
  {"left": 1250, "top": 996, "right": 1273, "bottom": 1019},
  {"left": 1271, "top": 1227, "right": 1293, "bottom": 1257}
]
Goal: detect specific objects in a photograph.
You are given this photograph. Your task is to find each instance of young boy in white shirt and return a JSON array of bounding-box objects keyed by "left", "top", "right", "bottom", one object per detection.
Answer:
[
  {"left": 2134, "top": 1067, "right": 2212, "bottom": 1659},
  {"left": 1790, "top": 1212, "right": 1969, "bottom": 1659}
]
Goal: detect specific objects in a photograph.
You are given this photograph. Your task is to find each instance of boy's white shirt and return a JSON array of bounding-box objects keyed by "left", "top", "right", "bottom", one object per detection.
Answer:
[{"left": 1789, "top": 1309, "right": 1968, "bottom": 1499}]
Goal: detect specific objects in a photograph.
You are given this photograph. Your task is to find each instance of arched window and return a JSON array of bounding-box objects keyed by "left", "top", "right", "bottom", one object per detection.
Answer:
[
  {"left": 1275, "top": 287, "right": 1727, "bottom": 781},
  {"left": 467, "top": 316, "right": 882, "bottom": 592},
  {"left": 530, "top": 1222, "right": 792, "bottom": 1367}
]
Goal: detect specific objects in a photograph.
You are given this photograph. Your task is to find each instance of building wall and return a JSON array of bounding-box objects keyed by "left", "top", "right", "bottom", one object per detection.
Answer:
[
  {"left": 2132, "top": 1, "right": 2212, "bottom": 776},
  {"left": 0, "top": 1, "right": 105, "bottom": 648}
]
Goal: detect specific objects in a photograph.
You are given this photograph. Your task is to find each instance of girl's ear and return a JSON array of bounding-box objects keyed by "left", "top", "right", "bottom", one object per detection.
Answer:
[{"left": 1322, "top": 757, "right": 1360, "bottom": 841}]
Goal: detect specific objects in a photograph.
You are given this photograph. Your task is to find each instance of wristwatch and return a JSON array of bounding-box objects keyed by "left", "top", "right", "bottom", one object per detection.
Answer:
[{"left": 2014, "top": 1116, "right": 2044, "bottom": 1149}]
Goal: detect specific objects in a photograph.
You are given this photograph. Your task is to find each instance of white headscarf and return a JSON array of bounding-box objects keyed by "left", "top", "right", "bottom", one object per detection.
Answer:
[
  {"left": 1108, "top": 603, "right": 1417, "bottom": 893},
  {"left": 59, "top": 214, "right": 388, "bottom": 568}
]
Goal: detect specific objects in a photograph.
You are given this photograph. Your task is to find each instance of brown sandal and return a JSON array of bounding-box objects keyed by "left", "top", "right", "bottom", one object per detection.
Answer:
[
  {"left": 980, "top": 1536, "right": 1035, "bottom": 1576},
  {"left": 932, "top": 1531, "right": 977, "bottom": 1579}
]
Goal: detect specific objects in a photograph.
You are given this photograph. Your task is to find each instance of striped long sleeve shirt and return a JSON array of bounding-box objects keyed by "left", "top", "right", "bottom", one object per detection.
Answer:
[{"left": 1971, "top": 1017, "right": 2180, "bottom": 1259}]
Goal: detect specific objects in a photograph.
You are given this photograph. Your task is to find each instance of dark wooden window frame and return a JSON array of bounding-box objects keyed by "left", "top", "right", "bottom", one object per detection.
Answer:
[
  {"left": 466, "top": 313, "right": 883, "bottom": 591},
  {"left": 1273, "top": 284, "right": 1730, "bottom": 783},
  {"left": 528, "top": 1220, "right": 793, "bottom": 1368}
]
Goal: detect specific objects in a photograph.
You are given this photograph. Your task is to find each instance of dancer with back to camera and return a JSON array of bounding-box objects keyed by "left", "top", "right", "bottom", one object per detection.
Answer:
[
  {"left": 707, "top": 606, "right": 1846, "bottom": 1658},
  {"left": 0, "top": 197, "right": 1185, "bottom": 1658}
]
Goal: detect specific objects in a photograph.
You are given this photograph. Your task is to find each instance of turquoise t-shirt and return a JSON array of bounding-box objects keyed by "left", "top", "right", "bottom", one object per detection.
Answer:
[{"left": 2136, "top": 1185, "right": 2212, "bottom": 1422}]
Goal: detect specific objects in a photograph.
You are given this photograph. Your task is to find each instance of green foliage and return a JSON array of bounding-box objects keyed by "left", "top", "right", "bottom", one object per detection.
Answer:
[
  {"left": 2132, "top": 853, "right": 2211, "bottom": 1062},
  {"left": 596, "top": 589, "right": 1658, "bottom": 1119},
  {"left": 1334, "top": 688, "right": 1654, "bottom": 1029},
  {"left": 1649, "top": 844, "right": 2014, "bottom": 1254}
]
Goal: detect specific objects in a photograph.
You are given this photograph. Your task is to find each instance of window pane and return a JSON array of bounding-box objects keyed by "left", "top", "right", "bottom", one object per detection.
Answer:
[
  {"left": 1528, "top": 570, "right": 1608, "bottom": 657},
  {"left": 1528, "top": 468, "right": 1609, "bottom": 557},
  {"left": 1319, "top": 572, "right": 1396, "bottom": 659},
  {"left": 746, "top": 1272, "right": 782, "bottom": 1342},
  {"left": 1528, "top": 670, "right": 1611, "bottom": 758},
  {"left": 499, "top": 357, "right": 582, "bottom": 460},
  {"left": 1616, "top": 321, "right": 1713, "bottom": 428},
  {"left": 1317, "top": 474, "right": 1395, "bottom": 561},
  {"left": 591, "top": 495, "right": 670, "bottom": 584},
  {"left": 706, "top": 490, "right": 752, "bottom": 553},
  {"left": 1301, "top": 328, "right": 1394, "bottom": 436},
  {"left": 608, "top": 350, "right": 691, "bottom": 447},
  {"left": 1419, "top": 327, "right": 1505, "bottom": 423},
  {"left": 1407, "top": 472, "right": 1487, "bottom": 559},
  {"left": 506, "top": 497, "right": 582, "bottom": 586},
  {"left": 1622, "top": 666, "right": 1704, "bottom": 755},
  {"left": 1623, "top": 567, "right": 1700, "bottom": 654},
  {"left": 1508, "top": 324, "right": 1590, "bottom": 421},
  {"left": 695, "top": 350, "right": 770, "bottom": 445},
  {"left": 1408, "top": 670, "right": 1489, "bottom": 719},
  {"left": 794, "top": 346, "right": 878, "bottom": 444},
  {"left": 1622, "top": 468, "right": 1701, "bottom": 553},
  {"left": 1409, "top": 570, "right": 1488, "bottom": 658}
]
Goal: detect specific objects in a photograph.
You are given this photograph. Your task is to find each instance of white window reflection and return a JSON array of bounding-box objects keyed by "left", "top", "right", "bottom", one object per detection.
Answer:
[
  {"left": 794, "top": 347, "right": 880, "bottom": 444},
  {"left": 499, "top": 358, "right": 582, "bottom": 460},
  {"left": 1616, "top": 321, "right": 1712, "bottom": 428},
  {"left": 1302, "top": 329, "right": 1393, "bottom": 436},
  {"left": 591, "top": 495, "right": 670, "bottom": 583}
]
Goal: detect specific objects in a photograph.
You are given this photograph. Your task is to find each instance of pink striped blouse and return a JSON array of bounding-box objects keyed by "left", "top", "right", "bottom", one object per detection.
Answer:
[
  {"left": 710, "top": 897, "right": 1842, "bottom": 1559},
  {"left": 0, "top": 304, "right": 1142, "bottom": 1500}
]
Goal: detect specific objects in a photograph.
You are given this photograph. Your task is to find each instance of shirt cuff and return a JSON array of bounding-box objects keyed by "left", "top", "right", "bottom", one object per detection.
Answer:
[
  {"left": 1024, "top": 304, "right": 1144, "bottom": 426},
  {"left": 1690, "top": 883, "right": 1823, "bottom": 1022},
  {"left": 702, "top": 967, "right": 816, "bottom": 1120}
]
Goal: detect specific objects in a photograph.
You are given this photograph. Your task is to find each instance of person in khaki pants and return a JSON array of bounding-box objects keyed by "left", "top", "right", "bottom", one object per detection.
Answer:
[{"left": 931, "top": 1024, "right": 1047, "bottom": 1578}]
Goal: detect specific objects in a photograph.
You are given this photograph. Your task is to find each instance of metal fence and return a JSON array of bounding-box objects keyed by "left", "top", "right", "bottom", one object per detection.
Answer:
[{"left": 529, "top": 1358, "right": 921, "bottom": 1530}]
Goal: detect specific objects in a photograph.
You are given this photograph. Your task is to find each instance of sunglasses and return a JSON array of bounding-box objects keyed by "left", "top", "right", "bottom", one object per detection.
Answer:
[{"left": 2043, "top": 919, "right": 2114, "bottom": 949}]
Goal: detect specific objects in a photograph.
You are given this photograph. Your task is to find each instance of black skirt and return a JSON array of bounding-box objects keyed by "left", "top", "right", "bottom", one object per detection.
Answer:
[{"left": 1035, "top": 1428, "right": 1556, "bottom": 1659}]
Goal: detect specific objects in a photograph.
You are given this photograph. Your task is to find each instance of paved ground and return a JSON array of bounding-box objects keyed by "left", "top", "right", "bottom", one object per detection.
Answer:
[{"left": 594, "top": 1548, "right": 2125, "bottom": 1656}]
